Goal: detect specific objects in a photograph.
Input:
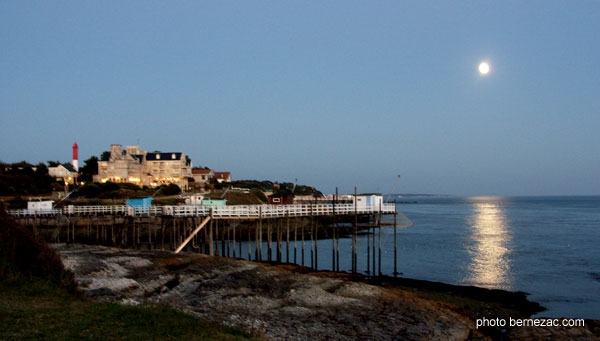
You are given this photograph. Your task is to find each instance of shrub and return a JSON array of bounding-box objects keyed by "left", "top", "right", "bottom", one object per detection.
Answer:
[
  {"left": 158, "top": 184, "right": 181, "bottom": 196},
  {"left": 0, "top": 203, "right": 74, "bottom": 289}
]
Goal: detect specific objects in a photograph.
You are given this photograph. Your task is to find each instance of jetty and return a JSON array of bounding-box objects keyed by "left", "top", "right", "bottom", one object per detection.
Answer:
[{"left": 7, "top": 201, "right": 407, "bottom": 276}]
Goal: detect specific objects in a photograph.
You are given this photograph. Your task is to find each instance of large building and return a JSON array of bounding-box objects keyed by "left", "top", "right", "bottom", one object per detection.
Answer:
[{"left": 94, "top": 144, "right": 193, "bottom": 189}]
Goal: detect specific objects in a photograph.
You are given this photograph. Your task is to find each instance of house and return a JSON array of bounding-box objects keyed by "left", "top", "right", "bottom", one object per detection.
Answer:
[
  {"left": 94, "top": 144, "right": 193, "bottom": 190},
  {"left": 191, "top": 168, "right": 213, "bottom": 188},
  {"left": 27, "top": 200, "right": 54, "bottom": 213},
  {"left": 268, "top": 193, "right": 295, "bottom": 205},
  {"left": 213, "top": 172, "right": 231, "bottom": 183},
  {"left": 48, "top": 164, "right": 79, "bottom": 184},
  {"left": 184, "top": 195, "right": 204, "bottom": 206},
  {"left": 353, "top": 194, "right": 384, "bottom": 210}
]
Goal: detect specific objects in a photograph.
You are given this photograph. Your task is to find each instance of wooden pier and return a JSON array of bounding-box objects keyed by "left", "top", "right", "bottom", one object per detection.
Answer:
[{"left": 7, "top": 202, "right": 408, "bottom": 277}]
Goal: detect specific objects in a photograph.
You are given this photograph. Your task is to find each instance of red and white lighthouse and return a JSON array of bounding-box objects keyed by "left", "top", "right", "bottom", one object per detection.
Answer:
[{"left": 72, "top": 142, "right": 79, "bottom": 171}]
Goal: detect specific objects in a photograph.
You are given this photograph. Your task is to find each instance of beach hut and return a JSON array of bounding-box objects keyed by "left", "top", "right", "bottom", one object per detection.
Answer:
[
  {"left": 268, "top": 193, "right": 295, "bottom": 205},
  {"left": 353, "top": 194, "right": 383, "bottom": 210},
  {"left": 27, "top": 200, "right": 54, "bottom": 213},
  {"left": 126, "top": 197, "right": 153, "bottom": 207},
  {"left": 185, "top": 195, "right": 204, "bottom": 206},
  {"left": 201, "top": 198, "right": 227, "bottom": 206}
]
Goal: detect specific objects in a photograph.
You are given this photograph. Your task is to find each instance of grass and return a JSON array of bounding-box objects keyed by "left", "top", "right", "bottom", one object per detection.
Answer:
[
  {"left": 0, "top": 204, "right": 258, "bottom": 340},
  {"left": 0, "top": 278, "right": 257, "bottom": 340}
]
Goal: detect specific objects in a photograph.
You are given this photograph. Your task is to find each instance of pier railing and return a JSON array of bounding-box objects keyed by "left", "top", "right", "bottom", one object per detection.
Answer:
[{"left": 7, "top": 203, "right": 396, "bottom": 219}]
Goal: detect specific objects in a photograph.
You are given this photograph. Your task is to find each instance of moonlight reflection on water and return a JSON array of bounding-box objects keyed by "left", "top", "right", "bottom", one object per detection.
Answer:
[{"left": 466, "top": 198, "right": 513, "bottom": 290}]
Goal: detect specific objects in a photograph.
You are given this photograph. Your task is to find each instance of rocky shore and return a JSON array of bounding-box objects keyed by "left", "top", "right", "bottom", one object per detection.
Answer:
[{"left": 54, "top": 244, "right": 599, "bottom": 340}]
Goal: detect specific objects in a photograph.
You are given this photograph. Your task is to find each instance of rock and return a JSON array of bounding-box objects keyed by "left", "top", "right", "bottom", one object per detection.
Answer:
[{"left": 52, "top": 244, "right": 598, "bottom": 341}]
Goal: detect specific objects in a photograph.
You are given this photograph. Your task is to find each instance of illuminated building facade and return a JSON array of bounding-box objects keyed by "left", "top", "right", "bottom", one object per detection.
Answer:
[{"left": 94, "top": 144, "right": 192, "bottom": 189}]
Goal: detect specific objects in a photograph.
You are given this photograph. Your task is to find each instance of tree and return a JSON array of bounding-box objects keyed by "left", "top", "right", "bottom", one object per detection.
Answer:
[
  {"left": 100, "top": 151, "right": 111, "bottom": 161},
  {"left": 33, "top": 163, "right": 54, "bottom": 194},
  {"left": 79, "top": 156, "right": 98, "bottom": 182},
  {"left": 158, "top": 184, "right": 181, "bottom": 196}
]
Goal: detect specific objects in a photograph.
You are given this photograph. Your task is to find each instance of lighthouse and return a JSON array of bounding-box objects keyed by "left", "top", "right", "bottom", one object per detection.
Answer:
[{"left": 73, "top": 142, "right": 79, "bottom": 171}]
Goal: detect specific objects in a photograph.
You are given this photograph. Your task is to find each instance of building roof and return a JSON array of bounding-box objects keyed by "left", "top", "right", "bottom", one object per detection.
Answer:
[
  {"left": 213, "top": 171, "right": 231, "bottom": 179},
  {"left": 269, "top": 193, "right": 295, "bottom": 198},
  {"left": 145, "top": 152, "right": 184, "bottom": 161},
  {"left": 63, "top": 164, "right": 78, "bottom": 173},
  {"left": 131, "top": 154, "right": 144, "bottom": 163},
  {"left": 192, "top": 168, "right": 213, "bottom": 175}
]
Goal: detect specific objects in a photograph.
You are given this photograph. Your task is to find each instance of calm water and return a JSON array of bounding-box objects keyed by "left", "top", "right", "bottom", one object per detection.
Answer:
[
  {"left": 384, "top": 196, "right": 600, "bottom": 319},
  {"left": 236, "top": 196, "right": 600, "bottom": 319}
]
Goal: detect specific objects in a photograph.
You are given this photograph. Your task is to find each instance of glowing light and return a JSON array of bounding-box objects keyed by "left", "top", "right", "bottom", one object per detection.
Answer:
[
  {"left": 465, "top": 197, "right": 512, "bottom": 290},
  {"left": 479, "top": 62, "right": 490, "bottom": 75}
]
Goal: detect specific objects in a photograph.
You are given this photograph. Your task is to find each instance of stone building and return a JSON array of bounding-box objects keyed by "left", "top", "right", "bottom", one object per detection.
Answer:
[
  {"left": 48, "top": 164, "right": 79, "bottom": 185},
  {"left": 191, "top": 168, "right": 213, "bottom": 188},
  {"left": 94, "top": 144, "right": 192, "bottom": 189},
  {"left": 213, "top": 171, "right": 232, "bottom": 183}
]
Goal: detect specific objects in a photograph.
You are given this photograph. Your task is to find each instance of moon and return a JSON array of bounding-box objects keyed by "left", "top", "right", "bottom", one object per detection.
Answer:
[{"left": 479, "top": 62, "right": 490, "bottom": 75}]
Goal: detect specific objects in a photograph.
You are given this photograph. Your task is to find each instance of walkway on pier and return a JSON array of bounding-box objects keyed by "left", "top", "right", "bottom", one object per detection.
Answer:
[{"left": 8, "top": 203, "right": 397, "bottom": 219}]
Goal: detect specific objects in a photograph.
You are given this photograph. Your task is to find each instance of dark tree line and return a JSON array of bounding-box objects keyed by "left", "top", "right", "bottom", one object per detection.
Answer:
[{"left": 0, "top": 162, "right": 58, "bottom": 195}]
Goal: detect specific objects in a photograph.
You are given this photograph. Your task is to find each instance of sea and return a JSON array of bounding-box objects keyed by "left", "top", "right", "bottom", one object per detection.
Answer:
[
  {"left": 360, "top": 196, "right": 600, "bottom": 320},
  {"left": 238, "top": 196, "right": 600, "bottom": 319}
]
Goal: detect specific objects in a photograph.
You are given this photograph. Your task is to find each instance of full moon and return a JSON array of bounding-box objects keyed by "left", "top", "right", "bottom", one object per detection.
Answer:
[{"left": 479, "top": 62, "right": 490, "bottom": 75}]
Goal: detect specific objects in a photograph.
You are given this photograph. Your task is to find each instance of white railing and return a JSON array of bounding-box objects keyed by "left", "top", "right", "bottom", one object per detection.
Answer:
[
  {"left": 7, "top": 208, "right": 62, "bottom": 217},
  {"left": 6, "top": 203, "right": 396, "bottom": 218}
]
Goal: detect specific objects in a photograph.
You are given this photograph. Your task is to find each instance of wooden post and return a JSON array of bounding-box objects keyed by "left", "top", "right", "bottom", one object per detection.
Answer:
[
  {"left": 372, "top": 220, "right": 376, "bottom": 276},
  {"left": 209, "top": 210, "right": 214, "bottom": 256},
  {"left": 293, "top": 217, "right": 297, "bottom": 264},
  {"left": 255, "top": 220, "right": 259, "bottom": 260},
  {"left": 286, "top": 216, "right": 290, "bottom": 263},
  {"left": 267, "top": 220, "right": 272, "bottom": 261},
  {"left": 249, "top": 221, "right": 253, "bottom": 260},
  {"left": 367, "top": 225, "right": 371, "bottom": 277},
  {"left": 394, "top": 212, "right": 398, "bottom": 276},
  {"left": 226, "top": 221, "right": 230, "bottom": 257},
  {"left": 335, "top": 187, "right": 340, "bottom": 272},
  {"left": 276, "top": 219, "right": 281, "bottom": 262},
  {"left": 353, "top": 187, "right": 358, "bottom": 273},
  {"left": 238, "top": 222, "right": 242, "bottom": 257},
  {"left": 148, "top": 217, "right": 152, "bottom": 249},
  {"left": 310, "top": 206, "right": 314, "bottom": 268},
  {"left": 174, "top": 216, "right": 211, "bottom": 254},
  {"left": 332, "top": 188, "right": 336, "bottom": 271},
  {"left": 232, "top": 221, "right": 236, "bottom": 258},
  {"left": 161, "top": 218, "right": 165, "bottom": 250},
  {"left": 314, "top": 220, "right": 318, "bottom": 271},
  {"left": 221, "top": 220, "right": 226, "bottom": 257},
  {"left": 259, "top": 207, "right": 263, "bottom": 260},
  {"left": 301, "top": 218, "right": 305, "bottom": 266},
  {"left": 379, "top": 201, "right": 382, "bottom": 276}
]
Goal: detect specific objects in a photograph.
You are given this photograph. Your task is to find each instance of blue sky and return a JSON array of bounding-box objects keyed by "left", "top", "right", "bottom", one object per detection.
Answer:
[{"left": 1, "top": 1, "right": 599, "bottom": 196}]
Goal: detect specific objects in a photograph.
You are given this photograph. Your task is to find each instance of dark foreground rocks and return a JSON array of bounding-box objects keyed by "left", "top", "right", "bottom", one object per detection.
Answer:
[{"left": 55, "top": 244, "right": 599, "bottom": 340}]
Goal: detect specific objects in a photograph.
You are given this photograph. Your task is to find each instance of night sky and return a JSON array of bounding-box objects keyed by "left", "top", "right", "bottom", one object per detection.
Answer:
[{"left": 1, "top": 1, "right": 599, "bottom": 195}]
